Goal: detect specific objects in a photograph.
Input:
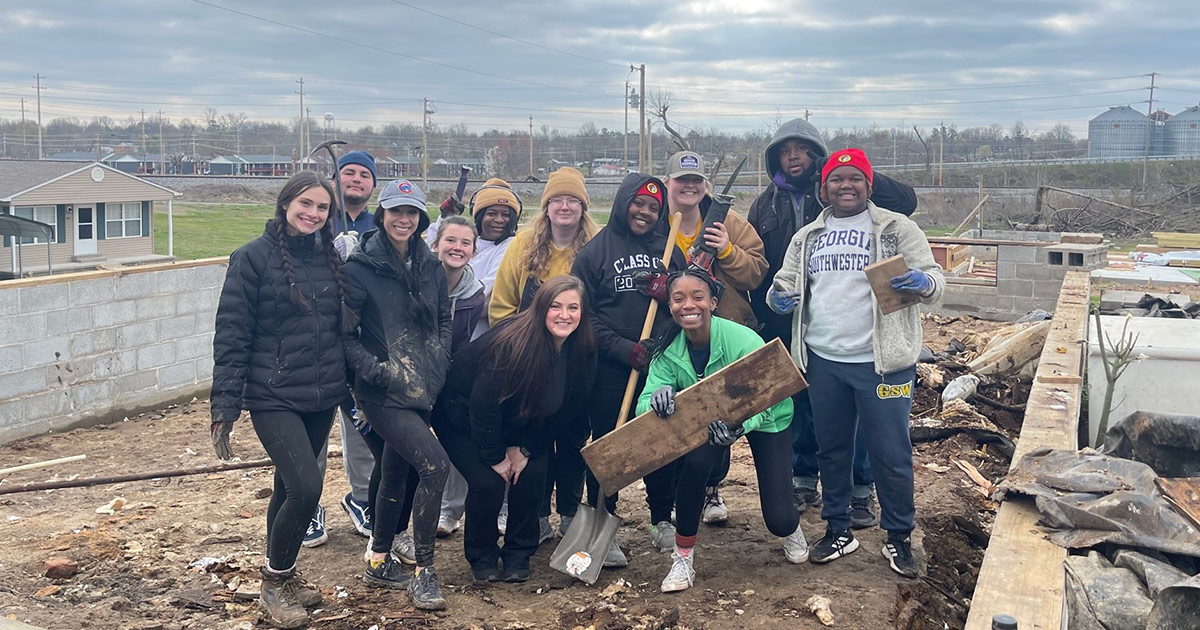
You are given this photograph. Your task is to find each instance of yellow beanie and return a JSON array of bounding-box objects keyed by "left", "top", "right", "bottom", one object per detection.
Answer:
[
  {"left": 472, "top": 178, "right": 520, "bottom": 214},
  {"left": 540, "top": 167, "right": 589, "bottom": 211}
]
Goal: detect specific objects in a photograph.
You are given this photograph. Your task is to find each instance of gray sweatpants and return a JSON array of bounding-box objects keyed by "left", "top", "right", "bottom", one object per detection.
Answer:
[{"left": 316, "top": 405, "right": 376, "bottom": 502}]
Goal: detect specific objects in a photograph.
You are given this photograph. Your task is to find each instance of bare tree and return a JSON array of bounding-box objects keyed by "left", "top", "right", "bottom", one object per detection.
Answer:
[{"left": 648, "top": 88, "right": 689, "bottom": 153}]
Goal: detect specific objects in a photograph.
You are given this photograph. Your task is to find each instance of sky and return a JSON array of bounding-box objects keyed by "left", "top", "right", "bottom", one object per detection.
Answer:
[{"left": 1, "top": 0, "right": 1198, "bottom": 139}]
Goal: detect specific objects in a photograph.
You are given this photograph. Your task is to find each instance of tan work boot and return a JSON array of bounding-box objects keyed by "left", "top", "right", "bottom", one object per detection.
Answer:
[
  {"left": 260, "top": 567, "right": 309, "bottom": 628},
  {"left": 282, "top": 571, "right": 322, "bottom": 607}
]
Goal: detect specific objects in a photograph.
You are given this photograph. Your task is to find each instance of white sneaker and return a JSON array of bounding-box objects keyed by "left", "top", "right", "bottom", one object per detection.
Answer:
[
  {"left": 701, "top": 486, "right": 728, "bottom": 524},
  {"left": 783, "top": 524, "right": 810, "bottom": 564},
  {"left": 650, "top": 521, "right": 676, "bottom": 553},
  {"left": 436, "top": 514, "right": 460, "bottom": 538},
  {"left": 660, "top": 547, "right": 695, "bottom": 593},
  {"left": 603, "top": 539, "right": 628, "bottom": 568},
  {"left": 364, "top": 533, "right": 416, "bottom": 566},
  {"left": 497, "top": 504, "right": 508, "bottom": 535}
]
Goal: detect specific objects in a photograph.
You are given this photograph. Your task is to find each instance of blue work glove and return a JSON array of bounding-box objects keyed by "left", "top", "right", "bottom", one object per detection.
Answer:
[
  {"left": 651, "top": 385, "right": 676, "bottom": 418},
  {"left": 707, "top": 420, "right": 744, "bottom": 447},
  {"left": 890, "top": 266, "right": 934, "bottom": 296},
  {"left": 767, "top": 282, "right": 801, "bottom": 314}
]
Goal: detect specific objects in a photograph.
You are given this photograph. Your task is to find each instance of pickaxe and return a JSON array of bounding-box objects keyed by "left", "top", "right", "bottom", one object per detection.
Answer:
[{"left": 311, "top": 139, "right": 349, "bottom": 235}]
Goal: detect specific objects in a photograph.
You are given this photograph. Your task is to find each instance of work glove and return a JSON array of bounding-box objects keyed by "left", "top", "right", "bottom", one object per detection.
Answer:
[
  {"left": 439, "top": 195, "right": 465, "bottom": 217},
  {"left": 707, "top": 420, "right": 744, "bottom": 447},
  {"left": 211, "top": 421, "right": 234, "bottom": 460},
  {"left": 349, "top": 406, "right": 372, "bottom": 436},
  {"left": 632, "top": 271, "right": 669, "bottom": 301},
  {"left": 690, "top": 250, "right": 716, "bottom": 275},
  {"left": 767, "top": 281, "right": 801, "bottom": 314},
  {"left": 806, "top": 150, "right": 828, "bottom": 176},
  {"left": 891, "top": 267, "right": 934, "bottom": 296},
  {"left": 650, "top": 385, "right": 676, "bottom": 418},
  {"left": 333, "top": 230, "right": 360, "bottom": 262},
  {"left": 628, "top": 340, "right": 652, "bottom": 372}
]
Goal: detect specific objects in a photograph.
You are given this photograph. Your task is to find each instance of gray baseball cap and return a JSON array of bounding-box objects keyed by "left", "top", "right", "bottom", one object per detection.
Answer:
[
  {"left": 378, "top": 179, "right": 425, "bottom": 209},
  {"left": 667, "top": 150, "right": 707, "bottom": 179}
]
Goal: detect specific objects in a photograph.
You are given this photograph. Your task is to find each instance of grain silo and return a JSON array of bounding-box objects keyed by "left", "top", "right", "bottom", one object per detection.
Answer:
[
  {"left": 1165, "top": 105, "right": 1200, "bottom": 156},
  {"left": 1088, "top": 106, "right": 1148, "bottom": 158}
]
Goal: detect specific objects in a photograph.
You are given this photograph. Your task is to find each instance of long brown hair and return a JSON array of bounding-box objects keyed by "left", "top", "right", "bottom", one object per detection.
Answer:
[
  {"left": 524, "top": 203, "right": 599, "bottom": 279},
  {"left": 273, "top": 170, "right": 358, "bottom": 334},
  {"left": 485, "top": 275, "right": 596, "bottom": 418}
]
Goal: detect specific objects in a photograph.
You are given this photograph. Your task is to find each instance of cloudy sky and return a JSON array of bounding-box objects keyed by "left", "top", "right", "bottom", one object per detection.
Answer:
[{"left": 2, "top": 0, "right": 1198, "bottom": 138}]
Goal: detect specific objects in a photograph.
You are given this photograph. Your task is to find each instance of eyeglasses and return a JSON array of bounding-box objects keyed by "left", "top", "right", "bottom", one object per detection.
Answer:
[{"left": 548, "top": 196, "right": 582, "bottom": 209}]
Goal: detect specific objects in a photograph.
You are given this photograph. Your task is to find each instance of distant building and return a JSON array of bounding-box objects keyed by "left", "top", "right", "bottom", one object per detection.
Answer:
[{"left": 1088, "top": 105, "right": 1200, "bottom": 157}]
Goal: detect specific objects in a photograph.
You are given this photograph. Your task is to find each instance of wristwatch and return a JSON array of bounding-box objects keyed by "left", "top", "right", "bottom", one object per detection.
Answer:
[{"left": 518, "top": 446, "right": 532, "bottom": 458}]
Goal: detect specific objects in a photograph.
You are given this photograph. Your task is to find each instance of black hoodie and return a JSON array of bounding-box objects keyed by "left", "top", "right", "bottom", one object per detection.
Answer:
[{"left": 571, "top": 173, "right": 686, "bottom": 380}]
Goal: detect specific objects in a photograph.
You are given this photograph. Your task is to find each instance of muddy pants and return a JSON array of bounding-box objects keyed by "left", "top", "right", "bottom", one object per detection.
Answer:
[
  {"left": 250, "top": 407, "right": 336, "bottom": 570},
  {"left": 806, "top": 355, "right": 915, "bottom": 535}
]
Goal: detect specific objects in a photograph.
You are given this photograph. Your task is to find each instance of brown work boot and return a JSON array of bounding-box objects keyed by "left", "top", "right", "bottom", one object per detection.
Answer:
[
  {"left": 282, "top": 571, "right": 323, "bottom": 607},
  {"left": 260, "top": 567, "right": 309, "bottom": 628}
]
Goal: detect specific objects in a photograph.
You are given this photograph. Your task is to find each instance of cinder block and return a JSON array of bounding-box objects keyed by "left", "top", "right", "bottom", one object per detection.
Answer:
[
  {"left": 195, "top": 312, "right": 216, "bottom": 333},
  {"left": 0, "top": 344, "right": 23, "bottom": 374},
  {"left": 136, "top": 295, "right": 176, "bottom": 320},
  {"left": 0, "top": 368, "right": 46, "bottom": 398},
  {"left": 158, "top": 314, "right": 196, "bottom": 340},
  {"left": 0, "top": 395, "right": 22, "bottom": 428},
  {"left": 999, "top": 245, "right": 1038, "bottom": 263},
  {"left": 22, "top": 390, "right": 70, "bottom": 422},
  {"left": 116, "top": 371, "right": 158, "bottom": 394},
  {"left": 998, "top": 278, "right": 1034, "bottom": 298},
  {"left": 92, "top": 300, "right": 137, "bottom": 328},
  {"left": 114, "top": 272, "right": 158, "bottom": 300},
  {"left": 176, "top": 291, "right": 213, "bottom": 315},
  {"left": 1032, "top": 279, "right": 1067, "bottom": 301},
  {"left": 176, "top": 334, "right": 213, "bottom": 361},
  {"left": 1, "top": 312, "right": 47, "bottom": 343},
  {"left": 19, "top": 284, "right": 69, "bottom": 313},
  {"left": 996, "top": 262, "right": 1017, "bottom": 278},
  {"left": 22, "top": 335, "right": 70, "bottom": 369},
  {"left": 1014, "top": 262, "right": 1056, "bottom": 281},
  {"left": 70, "top": 328, "right": 118, "bottom": 357},
  {"left": 154, "top": 269, "right": 202, "bottom": 293},
  {"left": 45, "top": 358, "right": 95, "bottom": 387},
  {"left": 92, "top": 349, "right": 138, "bottom": 378},
  {"left": 71, "top": 380, "right": 116, "bottom": 409},
  {"left": 195, "top": 357, "right": 214, "bottom": 380},
  {"left": 192, "top": 263, "right": 230, "bottom": 290},
  {"left": 158, "top": 361, "right": 197, "bottom": 387},
  {"left": 137, "top": 342, "right": 177, "bottom": 370},
  {"left": 118, "top": 321, "right": 158, "bottom": 349},
  {"left": 68, "top": 278, "right": 117, "bottom": 306},
  {"left": 0, "top": 289, "right": 17, "bottom": 317}
]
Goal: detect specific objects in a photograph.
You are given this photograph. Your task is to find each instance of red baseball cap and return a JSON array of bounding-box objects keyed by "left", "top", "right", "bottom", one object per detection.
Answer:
[{"left": 821, "top": 148, "right": 873, "bottom": 186}]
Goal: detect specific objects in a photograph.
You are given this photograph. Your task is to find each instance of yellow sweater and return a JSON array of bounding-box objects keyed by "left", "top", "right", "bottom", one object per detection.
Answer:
[{"left": 488, "top": 229, "right": 578, "bottom": 325}]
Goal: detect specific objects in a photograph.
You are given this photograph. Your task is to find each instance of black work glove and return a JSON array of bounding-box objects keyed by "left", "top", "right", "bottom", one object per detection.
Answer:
[
  {"left": 650, "top": 385, "right": 676, "bottom": 418},
  {"left": 211, "top": 421, "right": 234, "bottom": 460},
  {"left": 632, "top": 271, "right": 669, "bottom": 301},
  {"left": 707, "top": 420, "right": 743, "bottom": 447},
  {"left": 807, "top": 150, "right": 828, "bottom": 175}
]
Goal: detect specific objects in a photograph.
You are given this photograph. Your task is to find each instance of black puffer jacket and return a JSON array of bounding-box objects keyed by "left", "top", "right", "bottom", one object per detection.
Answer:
[
  {"left": 343, "top": 229, "right": 452, "bottom": 412},
  {"left": 571, "top": 173, "right": 685, "bottom": 380},
  {"left": 747, "top": 118, "right": 919, "bottom": 344},
  {"left": 211, "top": 221, "right": 347, "bottom": 422}
]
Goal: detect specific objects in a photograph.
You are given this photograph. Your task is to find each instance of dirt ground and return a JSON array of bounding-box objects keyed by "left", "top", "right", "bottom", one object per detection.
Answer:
[{"left": 0, "top": 318, "right": 1017, "bottom": 630}]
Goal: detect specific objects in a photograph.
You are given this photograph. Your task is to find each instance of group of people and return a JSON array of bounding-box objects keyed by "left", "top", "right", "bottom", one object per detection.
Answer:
[{"left": 210, "top": 117, "right": 944, "bottom": 628}]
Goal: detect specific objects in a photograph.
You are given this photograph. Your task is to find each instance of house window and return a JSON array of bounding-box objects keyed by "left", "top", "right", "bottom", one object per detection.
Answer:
[
  {"left": 105, "top": 202, "right": 142, "bottom": 238},
  {"left": 12, "top": 206, "right": 56, "bottom": 244}
]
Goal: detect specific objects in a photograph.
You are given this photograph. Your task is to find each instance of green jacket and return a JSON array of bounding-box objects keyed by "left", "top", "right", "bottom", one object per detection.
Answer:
[{"left": 636, "top": 316, "right": 792, "bottom": 434}]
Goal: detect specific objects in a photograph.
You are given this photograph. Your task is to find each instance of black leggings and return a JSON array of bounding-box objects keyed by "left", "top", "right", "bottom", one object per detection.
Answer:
[
  {"left": 675, "top": 429, "right": 798, "bottom": 539},
  {"left": 359, "top": 402, "right": 449, "bottom": 567},
  {"left": 249, "top": 408, "right": 336, "bottom": 571}
]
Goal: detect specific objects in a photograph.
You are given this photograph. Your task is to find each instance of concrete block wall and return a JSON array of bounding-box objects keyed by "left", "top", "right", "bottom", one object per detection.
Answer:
[{"left": 0, "top": 259, "right": 228, "bottom": 444}]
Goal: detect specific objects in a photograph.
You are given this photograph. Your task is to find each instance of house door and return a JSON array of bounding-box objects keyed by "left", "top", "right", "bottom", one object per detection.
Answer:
[{"left": 75, "top": 206, "right": 97, "bottom": 256}]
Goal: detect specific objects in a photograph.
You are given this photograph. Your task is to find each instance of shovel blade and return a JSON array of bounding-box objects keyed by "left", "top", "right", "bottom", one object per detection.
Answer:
[{"left": 549, "top": 503, "right": 622, "bottom": 585}]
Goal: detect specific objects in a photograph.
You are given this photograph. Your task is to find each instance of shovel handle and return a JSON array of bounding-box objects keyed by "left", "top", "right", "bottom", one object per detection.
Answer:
[{"left": 614, "top": 212, "right": 682, "bottom": 429}]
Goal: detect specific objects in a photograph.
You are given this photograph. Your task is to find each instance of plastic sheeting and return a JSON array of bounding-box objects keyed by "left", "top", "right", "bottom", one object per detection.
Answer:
[{"left": 1103, "top": 411, "right": 1200, "bottom": 477}]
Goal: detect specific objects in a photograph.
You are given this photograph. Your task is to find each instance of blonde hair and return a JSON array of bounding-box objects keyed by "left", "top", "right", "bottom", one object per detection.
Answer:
[{"left": 524, "top": 206, "right": 599, "bottom": 279}]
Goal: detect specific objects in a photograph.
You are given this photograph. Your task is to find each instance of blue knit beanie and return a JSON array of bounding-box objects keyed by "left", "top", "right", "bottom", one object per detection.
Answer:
[{"left": 337, "top": 150, "right": 377, "bottom": 184}]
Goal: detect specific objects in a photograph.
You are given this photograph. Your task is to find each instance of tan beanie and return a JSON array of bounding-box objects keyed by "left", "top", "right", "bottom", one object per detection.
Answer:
[
  {"left": 471, "top": 178, "right": 520, "bottom": 214},
  {"left": 540, "top": 167, "right": 589, "bottom": 211}
]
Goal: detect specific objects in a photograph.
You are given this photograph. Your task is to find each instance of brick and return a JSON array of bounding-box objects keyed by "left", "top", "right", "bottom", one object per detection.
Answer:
[
  {"left": 115, "top": 371, "right": 158, "bottom": 394},
  {"left": 92, "top": 300, "right": 137, "bottom": 328},
  {"left": 117, "top": 321, "right": 158, "bottom": 349},
  {"left": 157, "top": 314, "right": 196, "bottom": 340},
  {"left": 93, "top": 349, "right": 138, "bottom": 378},
  {"left": 22, "top": 390, "right": 71, "bottom": 423},
  {"left": 195, "top": 357, "right": 214, "bottom": 380},
  {"left": 136, "top": 295, "right": 176, "bottom": 320},
  {"left": 137, "top": 342, "right": 176, "bottom": 370},
  {"left": 158, "top": 361, "right": 197, "bottom": 387},
  {"left": 1, "top": 312, "right": 47, "bottom": 343},
  {"left": 0, "top": 369, "right": 46, "bottom": 398},
  {"left": 114, "top": 272, "right": 158, "bottom": 300},
  {"left": 0, "top": 289, "right": 17, "bottom": 317},
  {"left": 22, "top": 336, "right": 70, "bottom": 369},
  {"left": 68, "top": 278, "right": 117, "bottom": 306},
  {"left": 19, "top": 284, "right": 69, "bottom": 313},
  {"left": 0, "top": 344, "right": 22, "bottom": 374},
  {"left": 70, "top": 328, "right": 118, "bottom": 357},
  {"left": 176, "top": 334, "right": 213, "bottom": 361}
]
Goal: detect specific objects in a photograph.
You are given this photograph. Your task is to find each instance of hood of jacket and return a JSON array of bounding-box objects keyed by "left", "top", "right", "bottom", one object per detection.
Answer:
[
  {"left": 609, "top": 172, "right": 669, "bottom": 241},
  {"left": 351, "top": 226, "right": 437, "bottom": 275},
  {"left": 448, "top": 261, "right": 484, "bottom": 302},
  {"left": 765, "top": 118, "right": 829, "bottom": 179}
]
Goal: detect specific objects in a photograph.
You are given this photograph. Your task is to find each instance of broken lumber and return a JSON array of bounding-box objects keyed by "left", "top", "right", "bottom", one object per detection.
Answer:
[
  {"left": 581, "top": 339, "right": 805, "bottom": 493},
  {"left": 865, "top": 255, "right": 920, "bottom": 315},
  {"left": 0, "top": 454, "right": 86, "bottom": 476},
  {"left": 966, "top": 321, "right": 1051, "bottom": 376},
  {"left": 950, "top": 195, "right": 990, "bottom": 238},
  {"left": 1156, "top": 478, "right": 1200, "bottom": 531}
]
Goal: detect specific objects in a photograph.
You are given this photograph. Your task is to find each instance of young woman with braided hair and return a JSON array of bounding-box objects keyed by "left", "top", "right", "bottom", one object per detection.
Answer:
[{"left": 210, "top": 171, "right": 355, "bottom": 628}]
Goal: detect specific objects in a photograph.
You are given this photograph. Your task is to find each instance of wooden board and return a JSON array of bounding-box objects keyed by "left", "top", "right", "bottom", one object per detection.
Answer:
[
  {"left": 581, "top": 339, "right": 806, "bottom": 493},
  {"left": 1156, "top": 478, "right": 1200, "bottom": 531},
  {"left": 865, "top": 255, "right": 920, "bottom": 315},
  {"left": 1060, "top": 232, "right": 1104, "bottom": 245}
]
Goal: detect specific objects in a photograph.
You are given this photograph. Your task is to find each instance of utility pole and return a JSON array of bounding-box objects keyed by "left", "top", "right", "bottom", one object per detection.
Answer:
[
  {"left": 938, "top": 121, "right": 945, "bottom": 187},
  {"left": 20, "top": 98, "right": 27, "bottom": 159},
  {"left": 804, "top": 109, "right": 812, "bottom": 121},
  {"left": 422, "top": 97, "right": 430, "bottom": 190},
  {"left": 158, "top": 111, "right": 166, "bottom": 175},
  {"left": 1142, "top": 72, "right": 1157, "bottom": 189},
  {"left": 33, "top": 74, "right": 44, "bottom": 159},
  {"left": 296, "top": 78, "right": 305, "bottom": 170},
  {"left": 623, "top": 81, "right": 630, "bottom": 173},
  {"left": 638, "top": 64, "right": 646, "bottom": 172},
  {"left": 528, "top": 116, "right": 534, "bottom": 178},
  {"left": 140, "top": 109, "right": 147, "bottom": 171},
  {"left": 95, "top": 133, "right": 101, "bottom": 161},
  {"left": 647, "top": 120, "right": 654, "bottom": 173}
]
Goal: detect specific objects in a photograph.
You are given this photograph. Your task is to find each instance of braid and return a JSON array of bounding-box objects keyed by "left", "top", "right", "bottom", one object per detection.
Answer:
[
  {"left": 320, "top": 228, "right": 359, "bottom": 334},
  {"left": 276, "top": 219, "right": 310, "bottom": 310}
]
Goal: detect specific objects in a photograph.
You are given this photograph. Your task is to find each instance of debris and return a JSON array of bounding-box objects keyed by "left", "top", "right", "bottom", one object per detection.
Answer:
[
  {"left": 35, "top": 584, "right": 62, "bottom": 597},
  {"left": 44, "top": 556, "right": 79, "bottom": 579},
  {"left": 966, "top": 321, "right": 1050, "bottom": 377},
  {"left": 199, "top": 535, "right": 243, "bottom": 546},
  {"left": 238, "top": 510, "right": 253, "bottom": 519},
  {"left": 0, "top": 454, "right": 87, "bottom": 476},
  {"left": 941, "top": 375, "right": 980, "bottom": 404},
  {"left": 233, "top": 583, "right": 260, "bottom": 601},
  {"left": 805, "top": 594, "right": 835, "bottom": 626},
  {"left": 253, "top": 487, "right": 273, "bottom": 499},
  {"left": 916, "top": 363, "right": 946, "bottom": 389},
  {"left": 599, "top": 578, "right": 630, "bottom": 599},
  {"left": 953, "top": 459, "right": 997, "bottom": 495},
  {"left": 922, "top": 463, "right": 952, "bottom": 473},
  {"left": 186, "top": 556, "right": 227, "bottom": 570},
  {"left": 95, "top": 496, "right": 126, "bottom": 514}
]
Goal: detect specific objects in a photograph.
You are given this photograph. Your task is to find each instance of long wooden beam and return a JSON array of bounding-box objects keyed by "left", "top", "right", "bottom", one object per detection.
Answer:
[{"left": 964, "top": 270, "right": 1090, "bottom": 629}]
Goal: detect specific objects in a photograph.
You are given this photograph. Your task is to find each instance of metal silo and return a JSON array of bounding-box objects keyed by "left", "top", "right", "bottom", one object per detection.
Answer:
[
  {"left": 1088, "top": 106, "right": 1148, "bottom": 158},
  {"left": 1166, "top": 105, "right": 1200, "bottom": 156}
]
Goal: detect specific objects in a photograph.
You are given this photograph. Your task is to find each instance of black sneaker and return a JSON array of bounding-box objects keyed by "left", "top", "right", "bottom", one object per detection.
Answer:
[
  {"left": 363, "top": 555, "right": 410, "bottom": 589},
  {"left": 850, "top": 494, "right": 879, "bottom": 529},
  {"left": 792, "top": 482, "right": 822, "bottom": 513},
  {"left": 471, "top": 564, "right": 502, "bottom": 583},
  {"left": 501, "top": 564, "right": 530, "bottom": 583},
  {"left": 882, "top": 536, "right": 918, "bottom": 578},
  {"left": 408, "top": 567, "right": 447, "bottom": 610},
  {"left": 809, "top": 528, "right": 859, "bottom": 564}
]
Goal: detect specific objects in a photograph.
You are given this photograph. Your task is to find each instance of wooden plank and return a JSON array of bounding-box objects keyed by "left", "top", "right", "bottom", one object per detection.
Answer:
[
  {"left": 965, "top": 270, "right": 1090, "bottom": 630},
  {"left": 950, "top": 195, "right": 990, "bottom": 238},
  {"left": 865, "top": 255, "right": 921, "bottom": 315},
  {"left": 1156, "top": 478, "right": 1200, "bottom": 531},
  {"left": 581, "top": 339, "right": 805, "bottom": 493},
  {"left": 928, "top": 237, "right": 1046, "bottom": 247},
  {"left": 0, "top": 256, "right": 228, "bottom": 289}
]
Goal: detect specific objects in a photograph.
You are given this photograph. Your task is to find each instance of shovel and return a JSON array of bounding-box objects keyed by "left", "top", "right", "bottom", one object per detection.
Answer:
[{"left": 550, "top": 211, "right": 683, "bottom": 583}]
